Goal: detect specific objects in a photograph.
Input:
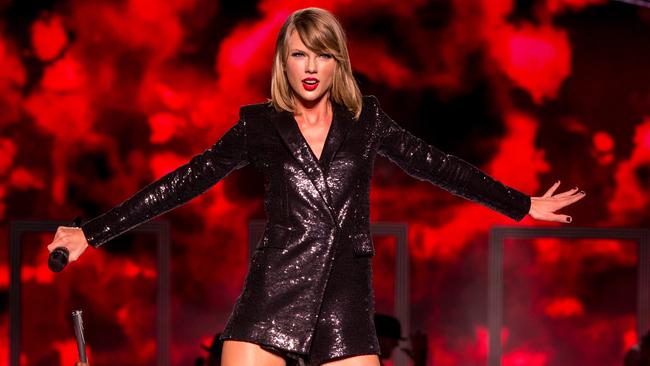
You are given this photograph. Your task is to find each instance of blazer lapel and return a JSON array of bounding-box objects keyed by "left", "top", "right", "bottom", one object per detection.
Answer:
[
  {"left": 271, "top": 109, "right": 333, "bottom": 209},
  {"left": 318, "top": 101, "right": 354, "bottom": 169},
  {"left": 269, "top": 101, "right": 355, "bottom": 212}
]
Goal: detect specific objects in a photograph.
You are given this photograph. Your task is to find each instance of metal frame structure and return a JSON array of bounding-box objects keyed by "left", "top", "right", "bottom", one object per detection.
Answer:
[
  {"left": 488, "top": 226, "right": 650, "bottom": 366},
  {"left": 9, "top": 220, "right": 171, "bottom": 366}
]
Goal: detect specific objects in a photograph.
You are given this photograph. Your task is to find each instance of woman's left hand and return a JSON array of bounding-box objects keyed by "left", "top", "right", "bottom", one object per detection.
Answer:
[{"left": 528, "top": 180, "right": 586, "bottom": 223}]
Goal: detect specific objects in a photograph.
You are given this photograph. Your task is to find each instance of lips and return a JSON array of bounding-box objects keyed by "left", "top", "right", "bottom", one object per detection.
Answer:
[{"left": 302, "top": 77, "right": 319, "bottom": 91}]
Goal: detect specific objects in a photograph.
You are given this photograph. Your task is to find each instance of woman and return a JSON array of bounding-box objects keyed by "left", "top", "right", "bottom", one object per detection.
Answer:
[{"left": 47, "top": 7, "right": 585, "bottom": 366}]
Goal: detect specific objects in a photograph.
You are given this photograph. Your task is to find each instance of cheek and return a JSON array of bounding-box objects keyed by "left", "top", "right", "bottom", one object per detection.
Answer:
[
  {"left": 322, "top": 63, "right": 336, "bottom": 83},
  {"left": 285, "top": 61, "right": 301, "bottom": 81}
]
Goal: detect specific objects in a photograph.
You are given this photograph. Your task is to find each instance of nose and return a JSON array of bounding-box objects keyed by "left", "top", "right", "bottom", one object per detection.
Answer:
[{"left": 306, "top": 56, "right": 317, "bottom": 73}]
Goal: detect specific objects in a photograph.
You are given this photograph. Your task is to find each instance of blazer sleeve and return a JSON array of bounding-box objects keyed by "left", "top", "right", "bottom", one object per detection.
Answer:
[
  {"left": 81, "top": 118, "right": 250, "bottom": 248},
  {"left": 372, "top": 96, "right": 531, "bottom": 221}
]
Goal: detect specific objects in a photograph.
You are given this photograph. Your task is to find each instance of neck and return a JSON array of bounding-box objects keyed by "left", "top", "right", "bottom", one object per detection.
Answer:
[{"left": 293, "top": 92, "right": 332, "bottom": 125}]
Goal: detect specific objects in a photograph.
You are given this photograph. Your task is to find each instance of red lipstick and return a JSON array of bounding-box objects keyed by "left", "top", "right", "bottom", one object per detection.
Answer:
[{"left": 302, "top": 77, "right": 319, "bottom": 91}]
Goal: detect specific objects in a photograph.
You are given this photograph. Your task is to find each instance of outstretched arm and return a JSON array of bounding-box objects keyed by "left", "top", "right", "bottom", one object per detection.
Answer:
[
  {"left": 47, "top": 117, "right": 249, "bottom": 261},
  {"left": 372, "top": 96, "right": 586, "bottom": 222},
  {"left": 373, "top": 96, "right": 529, "bottom": 221}
]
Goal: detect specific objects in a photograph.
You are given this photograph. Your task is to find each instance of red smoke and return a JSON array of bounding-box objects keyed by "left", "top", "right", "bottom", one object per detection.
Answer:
[
  {"left": 546, "top": 0, "right": 607, "bottom": 14},
  {"left": 543, "top": 297, "right": 585, "bottom": 318},
  {"left": 31, "top": 14, "right": 68, "bottom": 62},
  {"left": 0, "top": 32, "right": 26, "bottom": 126},
  {"left": 592, "top": 131, "right": 615, "bottom": 165},
  {"left": 490, "top": 24, "right": 572, "bottom": 104},
  {"left": 0, "top": 0, "right": 648, "bottom": 364},
  {"left": 608, "top": 118, "right": 650, "bottom": 224}
]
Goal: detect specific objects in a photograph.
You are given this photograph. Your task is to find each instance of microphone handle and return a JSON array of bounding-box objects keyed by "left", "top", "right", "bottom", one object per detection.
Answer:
[
  {"left": 72, "top": 309, "right": 88, "bottom": 362},
  {"left": 48, "top": 216, "right": 82, "bottom": 273}
]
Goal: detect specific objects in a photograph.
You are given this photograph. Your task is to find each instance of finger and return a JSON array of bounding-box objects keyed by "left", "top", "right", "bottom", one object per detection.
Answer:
[
  {"left": 542, "top": 181, "right": 561, "bottom": 198},
  {"left": 555, "top": 191, "right": 587, "bottom": 208},
  {"left": 51, "top": 227, "right": 84, "bottom": 247},
  {"left": 542, "top": 190, "right": 585, "bottom": 210},
  {"left": 47, "top": 238, "right": 63, "bottom": 252},
  {"left": 568, "top": 191, "right": 587, "bottom": 204},
  {"left": 545, "top": 213, "right": 572, "bottom": 223},
  {"left": 47, "top": 236, "right": 72, "bottom": 252},
  {"left": 57, "top": 226, "right": 78, "bottom": 235},
  {"left": 553, "top": 187, "right": 580, "bottom": 198},
  {"left": 54, "top": 226, "right": 77, "bottom": 241},
  {"left": 54, "top": 227, "right": 66, "bottom": 240}
]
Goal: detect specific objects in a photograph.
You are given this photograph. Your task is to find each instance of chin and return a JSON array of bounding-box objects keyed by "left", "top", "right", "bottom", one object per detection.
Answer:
[
  {"left": 299, "top": 93, "right": 324, "bottom": 102},
  {"left": 293, "top": 88, "right": 330, "bottom": 105}
]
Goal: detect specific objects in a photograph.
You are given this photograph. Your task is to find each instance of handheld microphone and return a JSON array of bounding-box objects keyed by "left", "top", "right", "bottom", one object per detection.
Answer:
[
  {"left": 48, "top": 216, "right": 82, "bottom": 273},
  {"left": 71, "top": 309, "right": 88, "bottom": 363}
]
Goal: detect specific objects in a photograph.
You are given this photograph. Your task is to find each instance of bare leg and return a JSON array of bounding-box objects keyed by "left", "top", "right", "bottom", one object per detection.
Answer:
[
  {"left": 321, "top": 355, "right": 381, "bottom": 366},
  {"left": 221, "top": 340, "right": 287, "bottom": 366}
]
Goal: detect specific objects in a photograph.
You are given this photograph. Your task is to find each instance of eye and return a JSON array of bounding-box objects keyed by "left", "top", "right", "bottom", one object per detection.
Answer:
[
  {"left": 290, "top": 51, "right": 305, "bottom": 57},
  {"left": 319, "top": 53, "right": 333, "bottom": 59}
]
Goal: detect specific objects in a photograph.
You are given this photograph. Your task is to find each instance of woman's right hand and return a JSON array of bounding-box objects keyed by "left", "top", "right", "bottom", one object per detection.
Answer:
[{"left": 47, "top": 226, "right": 90, "bottom": 263}]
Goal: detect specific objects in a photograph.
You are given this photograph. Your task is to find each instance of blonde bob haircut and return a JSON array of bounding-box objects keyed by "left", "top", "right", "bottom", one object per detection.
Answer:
[{"left": 270, "top": 7, "right": 362, "bottom": 119}]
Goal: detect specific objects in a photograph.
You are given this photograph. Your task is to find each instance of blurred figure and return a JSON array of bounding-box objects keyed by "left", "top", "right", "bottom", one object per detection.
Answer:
[
  {"left": 625, "top": 331, "right": 650, "bottom": 366},
  {"left": 374, "top": 313, "right": 429, "bottom": 366},
  {"left": 375, "top": 313, "right": 405, "bottom": 362},
  {"left": 403, "top": 330, "right": 429, "bottom": 366},
  {"left": 199, "top": 332, "right": 224, "bottom": 366}
]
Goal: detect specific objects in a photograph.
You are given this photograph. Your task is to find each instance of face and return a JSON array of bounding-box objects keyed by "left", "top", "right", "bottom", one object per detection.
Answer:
[{"left": 285, "top": 30, "right": 336, "bottom": 106}]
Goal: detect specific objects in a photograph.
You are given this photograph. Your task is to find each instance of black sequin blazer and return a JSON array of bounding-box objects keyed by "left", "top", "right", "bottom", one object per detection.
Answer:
[{"left": 80, "top": 95, "right": 530, "bottom": 363}]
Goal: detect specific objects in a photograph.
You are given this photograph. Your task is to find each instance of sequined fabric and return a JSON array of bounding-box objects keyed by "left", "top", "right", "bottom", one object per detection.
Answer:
[{"left": 80, "top": 95, "right": 531, "bottom": 365}]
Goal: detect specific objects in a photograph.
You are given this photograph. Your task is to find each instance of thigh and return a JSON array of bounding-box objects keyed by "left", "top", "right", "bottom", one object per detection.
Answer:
[
  {"left": 221, "top": 340, "right": 287, "bottom": 366},
  {"left": 321, "top": 354, "right": 380, "bottom": 366}
]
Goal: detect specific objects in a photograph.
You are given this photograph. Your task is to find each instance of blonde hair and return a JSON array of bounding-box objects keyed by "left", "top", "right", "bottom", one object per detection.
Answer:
[{"left": 270, "top": 7, "right": 362, "bottom": 119}]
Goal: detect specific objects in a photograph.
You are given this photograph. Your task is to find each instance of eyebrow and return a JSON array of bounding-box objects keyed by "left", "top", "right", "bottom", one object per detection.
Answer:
[{"left": 289, "top": 48, "right": 332, "bottom": 54}]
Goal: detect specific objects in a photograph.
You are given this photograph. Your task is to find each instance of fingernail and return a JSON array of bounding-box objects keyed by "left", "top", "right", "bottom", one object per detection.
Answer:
[
  {"left": 566, "top": 217, "right": 572, "bottom": 223},
  {"left": 580, "top": 190, "right": 586, "bottom": 195}
]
